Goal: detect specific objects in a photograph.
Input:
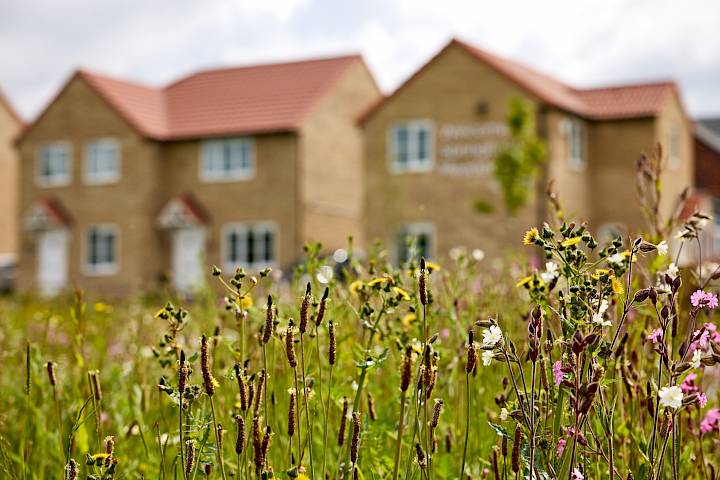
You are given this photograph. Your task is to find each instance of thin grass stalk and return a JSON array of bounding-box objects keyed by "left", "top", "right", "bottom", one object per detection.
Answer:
[
  {"left": 293, "top": 368, "right": 302, "bottom": 468},
  {"left": 392, "top": 389, "right": 407, "bottom": 480},
  {"left": 299, "top": 334, "right": 315, "bottom": 479},
  {"left": 209, "top": 397, "right": 228, "bottom": 480},
  {"left": 322, "top": 364, "right": 334, "bottom": 478},
  {"left": 528, "top": 360, "right": 537, "bottom": 479},
  {"left": 460, "top": 372, "right": 470, "bottom": 479}
]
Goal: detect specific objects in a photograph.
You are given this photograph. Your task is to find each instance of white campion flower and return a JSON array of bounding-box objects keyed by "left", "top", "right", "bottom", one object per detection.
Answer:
[
  {"left": 499, "top": 407, "right": 509, "bottom": 421},
  {"left": 592, "top": 299, "right": 611, "bottom": 326},
  {"left": 667, "top": 263, "right": 679, "bottom": 277},
  {"left": 472, "top": 249, "right": 485, "bottom": 262},
  {"left": 482, "top": 325, "right": 503, "bottom": 347},
  {"left": 656, "top": 240, "right": 668, "bottom": 256},
  {"left": 658, "top": 385, "right": 684, "bottom": 409},
  {"left": 482, "top": 350, "right": 494, "bottom": 366},
  {"left": 608, "top": 253, "right": 625, "bottom": 265},
  {"left": 540, "top": 261, "right": 560, "bottom": 283},
  {"left": 691, "top": 349, "right": 702, "bottom": 369}
]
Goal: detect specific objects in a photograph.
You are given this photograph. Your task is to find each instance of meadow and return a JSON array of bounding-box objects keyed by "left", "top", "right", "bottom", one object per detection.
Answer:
[{"left": 1, "top": 154, "right": 720, "bottom": 480}]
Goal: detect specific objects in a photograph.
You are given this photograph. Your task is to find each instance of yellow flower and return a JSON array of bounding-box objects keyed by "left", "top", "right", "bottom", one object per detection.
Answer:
[
  {"left": 516, "top": 275, "right": 533, "bottom": 288},
  {"left": 591, "top": 268, "right": 611, "bottom": 280},
  {"left": 297, "top": 474, "right": 310, "bottom": 480},
  {"left": 92, "top": 453, "right": 110, "bottom": 460},
  {"left": 523, "top": 227, "right": 539, "bottom": 245},
  {"left": 239, "top": 295, "right": 253, "bottom": 309},
  {"left": 367, "top": 277, "right": 389, "bottom": 287},
  {"left": 401, "top": 313, "right": 417, "bottom": 328},
  {"left": 425, "top": 261, "right": 441, "bottom": 272},
  {"left": 393, "top": 286, "right": 411, "bottom": 301},
  {"left": 94, "top": 302, "right": 111, "bottom": 313},
  {"left": 611, "top": 276, "right": 624, "bottom": 295},
  {"left": 349, "top": 280, "right": 364, "bottom": 295},
  {"left": 561, "top": 237, "right": 582, "bottom": 247}
]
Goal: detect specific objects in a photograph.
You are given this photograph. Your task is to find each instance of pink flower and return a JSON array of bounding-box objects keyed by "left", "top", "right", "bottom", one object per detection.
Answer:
[
  {"left": 691, "top": 290, "right": 719, "bottom": 309},
  {"left": 680, "top": 373, "right": 698, "bottom": 394},
  {"left": 571, "top": 468, "right": 584, "bottom": 480},
  {"left": 700, "top": 408, "right": 720, "bottom": 435},
  {"left": 557, "top": 438, "right": 566, "bottom": 456},
  {"left": 440, "top": 328, "right": 450, "bottom": 339},
  {"left": 553, "top": 361, "right": 564, "bottom": 386},
  {"left": 698, "top": 393, "right": 708, "bottom": 408},
  {"left": 648, "top": 328, "right": 663, "bottom": 344}
]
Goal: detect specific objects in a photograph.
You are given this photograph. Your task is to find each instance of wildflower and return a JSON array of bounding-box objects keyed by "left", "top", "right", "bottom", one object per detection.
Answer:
[
  {"left": 698, "top": 393, "right": 708, "bottom": 408},
  {"left": 515, "top": 275, "right": 533, "bottom": 288},
  {"left": 200, "top": 335, "right": 215, "bottom": 396},
  {"left": 680, "top": 373, "right": 698, "bottom": 394},
  {"left": 552, "top": 360, "right": 564, "bottom": 386},
  {"left": 349, "top": 280, "right": 363, "bottom": 295},
  {"left": 557, "top": 438, "right": 566, "bottom": 456},
  {"left": 700, "top": 408, "right": 720, "bottom": 434},
  {"left": 482, "top": 325, "right": 503, "bottom": 347},
  {"left": 648, "top": 328, "right": 663, "bottom": 344},
  {"left": 499, "top": 407, "right": 509, "bottom": 421},
  {"left": 561, "top": 237, "right": 582, "bottom": 247},
  {"left": 611, "top": 276, "right": 624, "bottom": 295},
  {"left": 656, "top": 240, "right": 668, "bottom": 256},
  {"left": 367, "top": 277, "right": 388, "bottom": 287},
  {"left": 523, "top": 227, "right": 539, "bottom": 245},
  {"left": 571, "top": 468, "right": 584, "bottom": 480},
  {"left": 691, "top": 290, "right": 719, "bottom": 309},
  {"left": 401, "top": 313, "right": 417, "bottom": 328},
  {"left": 691, "top": 349, "right": 702, "bottom": 369},
  {"left": 393, "top": 286, "right": 411, "bottom": 301},
  {"left": 591, "top": 268, "right": 611, "bottom": 279},
  {"left": 240, "top": 295, "right": 253, "bottom": 309},
  {"left": 608, "top": 252, "right": 625, "bottom": 265},
  {"left": 481, "top": 350, "right": 494, "bottom": 366},
  {"left": 540, "top": 261, "right": 560, "bottom": 283},
  {"left": 592, "top": 299, "right": 612, "bottom": 327},
  {"left": 472, "top": 249, "right": 485, "bottom": 261},
  {"left": 667, "top": 263, "right": 679, "bottom": 277},
  {"left": 658, "top": 385, "right": 683, "bottom": 410}
]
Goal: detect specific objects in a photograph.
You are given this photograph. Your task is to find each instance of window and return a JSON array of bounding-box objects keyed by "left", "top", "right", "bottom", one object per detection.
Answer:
[
  {"left": 223, "top": 223, "right": 276, "bottom": 270},
  {"left": 200, "top": 138, "right": 254, "bottom": 181},
  {"left": 37, "top": 143, "right": 71, "bottom": 186},
  {"left": 85, "top": 225, "right": 118, "bottom": 276},
  {"left": 389, "top": 121, "right": 434, "bottom": 173},
  {"left": 563, "top": 119, "right": 585, "bottom": 170},
  {"left": 668, "top": 123, "right": 682, "bottom": 170},
  {"left": 397, "top": 222, "right": 434, "bottom": 264},
  {"left": 85, "top": 139, "right": 120, "bottom": 184}
]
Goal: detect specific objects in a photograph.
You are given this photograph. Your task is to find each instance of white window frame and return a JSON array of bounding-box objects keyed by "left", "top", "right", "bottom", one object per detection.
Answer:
[
  {"left": 37, "top": 142, "right": 72, "bottom": 187},
  {"left": 84, "top": 138, "right": 121, "bottom": 185},
  {"left": 668, "top": 122, "right": 682, "bottom": 171},
  {"left": 83, "top": 224, "right": 119, "bottom": 276},
  {"left": 200, "top": 138, "right": 255, "bottom": 182},
  {"left": 396, "top": 222, "right": 435, "bottom": 264},
  {"left": 562, "top": 118, "right": 586, "bottom": 171},
  {"left": 388, "top": 120, "right": 435, "bottom": 174},
  {"left": 221, "top": 221, "right": 278, "bottom": 271}
]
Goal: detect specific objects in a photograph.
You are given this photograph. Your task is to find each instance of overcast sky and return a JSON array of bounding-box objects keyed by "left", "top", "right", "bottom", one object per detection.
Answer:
[{"left": 1, "top": 0, "right": 719, "bottom": 121}]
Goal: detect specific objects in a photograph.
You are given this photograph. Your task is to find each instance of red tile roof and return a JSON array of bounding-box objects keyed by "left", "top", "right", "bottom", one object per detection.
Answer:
[
  {"left": 23, "top": 55, "right": 364, "bottom": 142},
  {"left": 360, "top": 38, "right": 683, "bottom": 123}
]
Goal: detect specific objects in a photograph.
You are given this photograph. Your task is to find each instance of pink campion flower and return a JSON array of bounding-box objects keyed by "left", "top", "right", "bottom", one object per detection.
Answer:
[
  {"left": 648, "top": 328, "right": 663, "bottom": 344},
  {"left": 557, "top": 438, "right": 566, "bottom": 456},
  {"left": 700, "top": 408, "right": 720, "bottom": 435},
  {"left": 571, "top": 468, "right": 584, "bottom": 480},
  {"left": 680, "top": 373, "right": 699, "bottom": 394},
  {"left": 691, "top": 290, "right": 719, "bottom": 309},
  {"left": 553, "top": 361, "right": 564, "bottom": 386},
  {"left": 698, "top": 392, "right": 708, "bottom": 408}
]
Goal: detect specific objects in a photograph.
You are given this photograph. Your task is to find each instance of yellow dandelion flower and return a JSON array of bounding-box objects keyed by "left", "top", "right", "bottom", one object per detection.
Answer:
[
  {"left": 154, "top": 308, "right": 166, "bottom": 318},
  {"left": 516, "top": 275, "right": 533, "bottom": 288},
  {"left": 523, "top": 227, "right": 539, "bottom": 245},
  {"left": 393, "top": 286, "right": 411, "bottom": 301},
  {"left": 425, "top": 261, "right": 441, "bottom": 272},
  {"left": 92, "top": 453, "right": 110, "bottom": 460},
  {"left": 611, "top": 276, "right": 624, "bottom": 295},
  {"left": 561, "top": 237, "right": 582, "bottom": 247},
  {"left": 591, "top": 268, "right": 611, "bottom": 280},
  {"left": 401, "top": 313, "right": 417, "bottom": 328},
  {"left": 239, "top": 295, "right": 253, "bottom": 309},
  {"left": 349, "top": 280, "right": 364, "bottom": 295},
  {"left": 367, "top": 277, "right": 388, "bottom": 287}
]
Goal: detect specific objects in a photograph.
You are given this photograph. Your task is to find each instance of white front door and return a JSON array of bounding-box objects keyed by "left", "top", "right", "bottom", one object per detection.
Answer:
[
  {"left": 172, "top": 228, "right": 206, "bottom": 293},
  {"left": 37, "top": 229, "right": 68, "bottom": 296}
]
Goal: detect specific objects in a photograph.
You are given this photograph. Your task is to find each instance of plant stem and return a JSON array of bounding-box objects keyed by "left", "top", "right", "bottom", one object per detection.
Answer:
[
  {"left": 393, "top": 389, "right": 408, "bottom": 480},
  {"left": 460, "top": 372, "right": 470, "bottom": 479},
  {"left": 299, "top": 334, "right": 315, "bottom": 479},
  {"left": 209, "top": 396, "right": 228, "bottom": 480},
  {"left": 322, "top": 365, "right": 334, "bottom": 479},
  {"left": 179, "top": 405, "right": 186, "bottom": 480}
]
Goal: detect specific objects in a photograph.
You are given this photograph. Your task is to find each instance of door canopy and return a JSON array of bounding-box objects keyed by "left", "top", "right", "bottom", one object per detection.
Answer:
[
  {"left": 23, "top": 198, "right": 72, "bottom": 232},
  {"left": 157, "top": 194, "right": 209, "bottom": 230}
]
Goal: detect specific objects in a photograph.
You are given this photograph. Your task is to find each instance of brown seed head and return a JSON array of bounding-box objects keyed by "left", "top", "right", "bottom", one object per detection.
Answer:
[
  {"left": 431, "top": 399, "right": 443, "bottom": 430},
  {"left": 46, "top": 361, "right": 57, "bottom": 387},
  {"left": 419, "top": 258, "right": 428, "bottom": 306},
  {"left": 288, "top": 388, "right": 297, "bottom": 437},
  {"left": 400, "top": 346, "right": 413, "bottom": 392},
  {"left": 415, "top": 443, "right": 427, "bottom": 469},
  {"left": 300, "top": 282, "right": 311, "bottom": 334},
  {"left": 262, "top": 295, "right": 273, "bottom": 344},
  {"left": 328, "top": 320, "right": 337, "bottom": 366},
  {"left": 201, "top": 335, "right": 215, "bottom": 396},
  {"left": 316, "top": 287, "right": 329, "bottom": 326},
  {"left": 285, "top": 322, "right": 298, "bottom": 368},
  {"left": 235, "top": 363, "right": 248, "bottom": 411},
  {"left": 466, "top": 331, "right": 477, "bottom": 374},
  {"left": 185, "top": 441, "right": 196, "bottom": 478},
  {"left": 511, "top": 424, "right": 521, "bottom": 473},
  {"left": 66, "top": 459, "right": 79, "bottom": 480},
  {"left": 89, "top": 370, "right": 102, "bottom": 401},
  {"left": 338, "top": 397, "right": 349, "bottom": 446},
  {"left": 367, "top": 393, "right": 377, "bottom": 422},
  {"left": 253, "top": 370, "right": 265, "bottom": 414},
  {"left": 235, "top": 415, "right": 245, "bottom": 455},
  {"left": 350, "top": 412, "right": 361, "bottom": 464}
]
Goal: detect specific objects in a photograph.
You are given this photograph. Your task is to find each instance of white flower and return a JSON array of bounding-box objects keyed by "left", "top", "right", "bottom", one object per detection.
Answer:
[
  {"left": 482, "top": 325, "right": 503, "bottom": 347},
  {"left": 472, "top": 249, "right": 485, "bottom": 262},
  {"left": 597, "top": 299, "right": 609, "bottom": 315},
  {"left": 698, "top": 218, "right": 709, "bottom": 229},
  {"left": 658, "top": 385, "right": 684, "bottom": 409},
  {"left": 482, "top": 350, "right": 494, "bottom": 366},
  {"left": 656, "top": 240, "right": 668, "bottom": 256},
  {"left": 691, "top": 349, "right": 702, "bottom": 369},
  {"left": 667, "top": 263, "right": 679, "bottom": 277},
  {"left": 499, "top": 407, "right": 509, "bottom": 421},
  {"left": 592, "top": 312, "right": 612, "bottom": 327},
  {"left": 449, "top": 246, "right": 465, "bottom": 260},
  {"left": 608, "top": 253, "right": 625, "bottom": 265},
  {"left": 540, "top": 261, "right": 560, "bottom": 283}
]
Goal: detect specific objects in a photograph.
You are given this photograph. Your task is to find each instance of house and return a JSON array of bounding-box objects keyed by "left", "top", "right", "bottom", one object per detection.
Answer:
[
  {"left": 694, "top": 118, "right": 720, "bottom": 257},
  {"left": 16, "top": 55, "right": 381, "bottom": 295},
  {"left": 0, "top": 88, "right": 22, "bottom": 286},
  {"left": 360, "top": 38, "right": 694, "bottom": 262}
]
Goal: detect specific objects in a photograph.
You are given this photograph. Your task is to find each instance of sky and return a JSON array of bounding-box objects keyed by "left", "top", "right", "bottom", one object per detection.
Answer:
[{"left": 1, "top": 0, "right": 719, "bottom": 121}]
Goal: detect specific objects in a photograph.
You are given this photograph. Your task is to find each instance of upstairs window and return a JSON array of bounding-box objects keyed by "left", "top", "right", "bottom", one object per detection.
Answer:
[
  {"left": 38, "top": 143, "right": 71, "bottom": 186},
  {"left": 85, "top": 139, "right": 120, "bottom": 184},
  {"left": 223, "top": 222, "right": 276, "bottom": 270},
  {"left": 562, "top": 119, "right": 585, "bottom": 171},
  {"left": 85, "top": 225, "right": 118, "bottom": 276},
  {"left": 668, "top": 123, "right": 682, "bottom": 170},
  {"left": 200, "top": 138, "right": 254, "bottom": 181},
  {"left": 397, "top": 222, "right": 434, "bottom": 264},
  {"left": 389, "top": 121, "right": 434, "bottom": 173}
]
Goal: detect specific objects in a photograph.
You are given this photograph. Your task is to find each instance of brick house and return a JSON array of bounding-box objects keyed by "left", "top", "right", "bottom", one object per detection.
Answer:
[
  {"left": 0, "top": 88, "right": 22, "bottom": 271},
  {"left": 694, "top": 119, "right": 720, "bottom": 257},
  {"left": 360, "top": 38, "right": 694, "bottom": 262},
  {"left": 16, "top": 55, "right": 380, "bottom": 295}
]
